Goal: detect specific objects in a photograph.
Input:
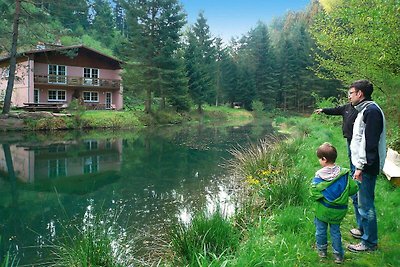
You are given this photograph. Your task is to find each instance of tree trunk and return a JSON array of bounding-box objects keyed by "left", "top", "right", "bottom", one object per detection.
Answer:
[
  {"left": 145, "top": 88, "right": 152, "bottom": 113},
  {"left": 2, "top": 0, "right": 21, "bottom": 114}
]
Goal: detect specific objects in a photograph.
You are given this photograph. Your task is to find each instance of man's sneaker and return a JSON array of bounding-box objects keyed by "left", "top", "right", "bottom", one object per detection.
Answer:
[
  {"left": 318, "top": 249, "right": 327, "bottom": 258},
  {"left": 350, "top": 228, "right": 363, "bottom": 239},
  {"left": 333, "top": 253, "right": 344, "bottom": 264},
  {"left": 347, "top": 242, "right": 377, "bottom": 252}
]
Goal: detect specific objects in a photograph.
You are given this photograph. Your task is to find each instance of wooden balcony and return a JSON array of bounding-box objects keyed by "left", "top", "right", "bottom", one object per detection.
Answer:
[{"left": 34, "top": 75, "right": 121, "bottom": 89}]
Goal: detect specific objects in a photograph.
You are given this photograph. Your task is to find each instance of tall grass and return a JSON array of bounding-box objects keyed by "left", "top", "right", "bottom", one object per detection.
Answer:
[
  {"left": 0, "top": 236, "right": 19, "bottom": 267},
  {"left": 169, "top": 209, "right": 241, "bottom": 266},
  {"left": 228, "top": 136, "right": 308, "bottom": 212},
  {"left": 48, "top": 202, "right": 137, "bottom": 267}
]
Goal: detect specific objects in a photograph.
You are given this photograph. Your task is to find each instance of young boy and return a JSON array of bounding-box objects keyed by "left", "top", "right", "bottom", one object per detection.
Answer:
[{"left": 310, "top": 142, "right": 358, "bottom": 264}]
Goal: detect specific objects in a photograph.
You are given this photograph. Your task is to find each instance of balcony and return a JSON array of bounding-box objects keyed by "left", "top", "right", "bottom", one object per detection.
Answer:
[{"left": 34, "top": 75, "right": 121, "bottom": 89}]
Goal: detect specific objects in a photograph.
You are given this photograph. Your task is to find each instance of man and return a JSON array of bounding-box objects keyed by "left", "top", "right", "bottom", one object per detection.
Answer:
[
  {"left": 314, "top": 102, "right": 360, "bottom": 228},
  {"left": 347, "top": 79, "right": 386, "bottom": 252},
  {"left": 315, "top": 103, "right": 358, "bottom": 173}
]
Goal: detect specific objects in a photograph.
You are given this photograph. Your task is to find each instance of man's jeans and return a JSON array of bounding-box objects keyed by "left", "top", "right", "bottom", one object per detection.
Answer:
[
  {"left": 357, "top": 172, "right": 378, "bottom": 247},
  {"left": 347, "top": 139, "right": 362, "bottom": 228},
  {"left": 315, "top": 218, "right": 344, "bottom": 256}
]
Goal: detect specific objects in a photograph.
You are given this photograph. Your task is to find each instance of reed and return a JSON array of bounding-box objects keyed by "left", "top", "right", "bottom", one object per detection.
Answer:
[
  {"left": 169, "top": 209, "right": 241, "bottom": 266},
  {"left": 228, "top": 135, "right": 307, "bottom": 212},
  {"left": 48, "top": 203, "right": 137, "bottom": 267},
  {"left": 0, "top": 236, "right": 19, "bottom": 267}
]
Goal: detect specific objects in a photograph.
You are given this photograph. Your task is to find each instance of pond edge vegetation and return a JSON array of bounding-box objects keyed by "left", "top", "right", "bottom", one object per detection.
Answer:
[{"left": 2, "top": 108, "right": 399, "bottom": 266}]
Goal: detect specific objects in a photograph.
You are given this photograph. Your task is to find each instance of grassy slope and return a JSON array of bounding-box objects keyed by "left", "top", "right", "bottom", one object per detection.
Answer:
[
  {"left": 233, "top": 115, "right": 400, "bottom": 267},
  {"left": 10, "top": 106, "right": 254, "bottom": 131}
]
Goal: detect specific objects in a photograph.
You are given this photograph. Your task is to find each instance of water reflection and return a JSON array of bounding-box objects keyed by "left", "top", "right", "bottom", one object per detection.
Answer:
[
  {"left": 0, "top": 138, "right": 122, "bottom": 194},
  {"left": 0, "top": 122, "right": 274, "bottom": 264}
]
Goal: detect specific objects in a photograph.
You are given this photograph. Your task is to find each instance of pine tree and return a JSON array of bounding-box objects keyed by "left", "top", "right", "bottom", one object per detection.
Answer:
[
  {"left": 219, "top": 48, "right": 238, "bottom": 107},
  {"left": 90, "top": 0, "right": 116, "bottom": 48},
  {"left": 121, "top": 0, "right": 187, "bottom": 113},
  {"left": 248, "top": 22, "right": 278, "bottom": 109},
  {"left": 185, "top": 12, "right": 216, "bottom": 113}
]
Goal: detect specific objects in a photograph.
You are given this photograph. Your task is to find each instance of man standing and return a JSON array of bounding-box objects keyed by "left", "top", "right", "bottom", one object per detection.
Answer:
[
  {"left": 347, "top": 79, "right": 386, "bottom": 252},
  {"left": 314, "top": 103, "right": 360, "bottom": 228},
  {"left": 315, "top": 103, "right": 358, "bottom": 173}
]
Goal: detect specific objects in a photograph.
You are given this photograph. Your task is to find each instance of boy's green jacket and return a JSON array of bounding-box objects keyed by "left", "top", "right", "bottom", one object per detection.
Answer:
[{"left": 310, "top": 168, "right": 359, "bottom": 224}]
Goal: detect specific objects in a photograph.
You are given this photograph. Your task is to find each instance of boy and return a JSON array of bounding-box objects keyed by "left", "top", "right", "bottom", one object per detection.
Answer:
[{"left": 310, "top": 142, "right": 358, "bottom": 264}]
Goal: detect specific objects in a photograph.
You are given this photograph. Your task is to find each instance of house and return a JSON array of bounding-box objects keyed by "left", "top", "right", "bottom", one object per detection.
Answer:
[{"left": 0, "top": 44, "right": 123, "bottom": 110}]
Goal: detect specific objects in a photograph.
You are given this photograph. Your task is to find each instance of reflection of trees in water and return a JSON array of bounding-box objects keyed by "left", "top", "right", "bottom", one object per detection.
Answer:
[
  {"left": 0, "top": 143, "right": 19, "bottom": 258},
  {"left": 0, "top": 122, "right": 274, "bottom": 264}
]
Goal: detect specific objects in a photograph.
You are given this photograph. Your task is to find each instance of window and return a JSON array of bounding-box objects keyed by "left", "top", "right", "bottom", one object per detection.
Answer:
[
  {"left": 83, "top": 68, "right": 99, "bottom": 86},
  {"left": 83, "top": 156, "right": 99, "bottom": 174},
  {"left": 48, "top": 159, "right": 67, "bottom": 178},
  {"left": 0, "top": 89, "right": 5, "bottom": 101},
  {"left": 34, "top": 89, "right": 39, "bottom": 103},
  {"left": 48, "top": 65, "right": 66, "bottom": 84},
  {"left": 1, "top": 66, "right": 10, "bottom": 79},
  {"left": 83, "top": 91, "right": 99, "bottom": 102},
  {"left": 84, "top": 140, "right": 98, "bottom": 150},
  {"left": 48, "top": 90, "right": 66, "bottom": 101}
]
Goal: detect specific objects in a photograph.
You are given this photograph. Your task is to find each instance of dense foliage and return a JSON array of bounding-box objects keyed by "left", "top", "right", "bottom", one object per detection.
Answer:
[
  {"left": 1, "top": 0, "right": 343, "bottom": 115},
  {"left": 1, "top": 0, "right": 398, "bottom": 136}
]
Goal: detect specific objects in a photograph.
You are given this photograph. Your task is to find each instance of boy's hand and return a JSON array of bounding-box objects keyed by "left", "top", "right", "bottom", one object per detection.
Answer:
[{"left": 314, "top": 109, "right": 323, "bottom": 114}]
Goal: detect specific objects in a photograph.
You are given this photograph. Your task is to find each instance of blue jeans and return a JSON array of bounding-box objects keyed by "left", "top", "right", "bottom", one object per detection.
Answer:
[
  {"left": 347, "top": 139, "right": 362, "bottom": 228},
  {"left": 315, "top": 218, "right": 344, "bottom": 256},
  {"left": 357, "top": 172, "right": 378, "bottom": 247}
]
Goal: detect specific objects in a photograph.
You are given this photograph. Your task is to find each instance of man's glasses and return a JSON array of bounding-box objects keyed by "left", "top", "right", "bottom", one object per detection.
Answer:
[{"left": 348, "top": 90, "right": 357, "bottom": 96}]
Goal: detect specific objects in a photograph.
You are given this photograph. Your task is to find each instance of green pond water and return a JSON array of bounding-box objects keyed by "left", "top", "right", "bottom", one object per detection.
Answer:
[{"left": 0, "top": 121, "right": 274, "bottom": 264}]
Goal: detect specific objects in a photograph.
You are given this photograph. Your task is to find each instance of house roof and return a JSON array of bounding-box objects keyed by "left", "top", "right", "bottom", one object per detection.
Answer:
[{"left": 0, "top": 45, "right": 124, "bottom": 68}]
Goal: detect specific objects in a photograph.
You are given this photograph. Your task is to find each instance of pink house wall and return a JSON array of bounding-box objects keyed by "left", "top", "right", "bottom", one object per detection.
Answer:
[
  {"left": 0, "top": 59, "right": 33, "bottom": 107},
  {"left": 0, "top": 145, "right": 34, "bottom": 183}
]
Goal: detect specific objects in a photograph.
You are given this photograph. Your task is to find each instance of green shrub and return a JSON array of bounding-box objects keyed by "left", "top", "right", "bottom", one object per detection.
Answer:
[
  {"left": 170, "top": 210, "right": 241, "bottom": 265},
  {"left": 50, "top": 204, "right": 136, "bottom": 267}
]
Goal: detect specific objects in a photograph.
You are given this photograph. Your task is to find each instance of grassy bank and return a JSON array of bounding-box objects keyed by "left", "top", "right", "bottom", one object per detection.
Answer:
[
  {"left": 166, "top": 114, "right": 400, "bottom": 266},
  {"left": 1, "top": 106, "right": 254, "bottom": 131}
]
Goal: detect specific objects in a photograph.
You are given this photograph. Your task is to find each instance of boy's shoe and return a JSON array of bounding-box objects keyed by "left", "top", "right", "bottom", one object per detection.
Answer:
[
  {"left": 318, "top": 250, "right": 327, "bottom": 258},
  {"left": 347, "top": 242, "right": 377, "bottom": 252},
  {"left": 350, "top": 228, "right": 363, "bottom": 239},
  {"left": 333, "top": 253, "right": 344, "bottom": 264}
]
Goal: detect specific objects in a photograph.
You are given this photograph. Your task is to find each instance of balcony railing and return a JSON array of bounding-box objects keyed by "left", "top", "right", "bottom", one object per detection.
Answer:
[{"left": 34, "top": 75, "right": 121, "bottom": 89}]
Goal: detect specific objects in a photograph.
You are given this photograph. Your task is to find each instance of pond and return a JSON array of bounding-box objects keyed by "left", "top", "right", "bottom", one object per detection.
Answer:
[{"left": 0, "top": 121, "right": 275, "bottom": 264}]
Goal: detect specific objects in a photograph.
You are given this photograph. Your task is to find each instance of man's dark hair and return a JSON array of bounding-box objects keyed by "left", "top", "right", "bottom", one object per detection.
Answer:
[
  {"left": 349, "top": 79, "right": 373, "bottom": 99},
  {"left": 316, "top": 142, "right": 337, "bottom": 163}
]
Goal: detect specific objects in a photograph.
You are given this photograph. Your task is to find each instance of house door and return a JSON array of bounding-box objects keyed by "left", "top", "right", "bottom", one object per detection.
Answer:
[
  {"left": 34, "top": 89, "right": 39, "bottom": 103},
  {"left": 105, "top": 92, "right": 112, "bottom": 109}
]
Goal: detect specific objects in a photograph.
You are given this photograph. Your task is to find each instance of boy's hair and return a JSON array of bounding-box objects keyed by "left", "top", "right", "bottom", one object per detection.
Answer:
[{"left": 316, "top": 142, "right": 337, "bottom": 163}]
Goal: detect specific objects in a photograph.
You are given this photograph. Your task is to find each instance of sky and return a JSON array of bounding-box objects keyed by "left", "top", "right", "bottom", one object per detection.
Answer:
[{"left": 180, "top": 0, "right": 311, "bottom": 42}]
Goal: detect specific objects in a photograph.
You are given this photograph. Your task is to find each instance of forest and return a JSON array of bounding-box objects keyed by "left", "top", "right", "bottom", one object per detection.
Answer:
[{"left": 0, "top": 0, "right": 399, "bottom": 127}]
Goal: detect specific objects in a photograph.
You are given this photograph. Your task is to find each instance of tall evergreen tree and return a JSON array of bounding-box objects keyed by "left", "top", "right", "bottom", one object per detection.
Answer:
[
  {"left": 90, "top": 0, "right": 116, "bottom": 48},
  {"left": 185, "top": 12, "right": 216, "bottom": 112},
  {"left": 236, "top": 65, "right": 256, "bottom": 110},
  {"left": 248, "top": 22, "right": 278, "bottom": 109},
  {"left": 36, "top": 0, "right": 89, "bottom": 33},
  {"left": 112, "top": 0, "right": 126, "bottom": 35},
  {"left": 219, "top": 47, "right": 238, "bottom": 107},
  {"left": 121, "top": 0, "right": 187, "bottom": 113},
  {"left": 1, "top": 0, "right": 21, "bottom": 114}
]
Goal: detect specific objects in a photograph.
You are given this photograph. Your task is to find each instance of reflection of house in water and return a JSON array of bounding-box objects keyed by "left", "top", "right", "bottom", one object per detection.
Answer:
[{"left": 0, "top": 139, "right": 122, "bottom": 192}]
